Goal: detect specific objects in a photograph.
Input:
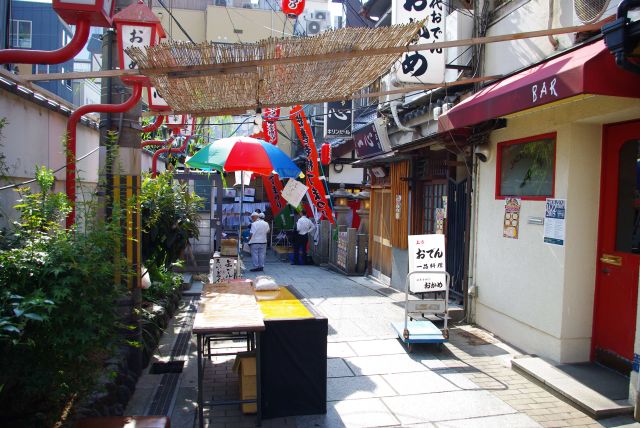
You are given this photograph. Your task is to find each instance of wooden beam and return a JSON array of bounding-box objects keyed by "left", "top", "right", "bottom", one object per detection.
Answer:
[
  {"left": 140, "top": 74, "right": 503, "bottom": 117},
  {"left": 21, "top": 22, "right": 604, "bottom": 83},
  {"left": 22, "top": 69, "right": 140, "bottom": 82}
]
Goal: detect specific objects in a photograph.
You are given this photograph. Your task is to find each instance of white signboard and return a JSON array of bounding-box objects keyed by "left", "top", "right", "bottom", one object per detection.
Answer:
[
  {"left": 544, "top": 198, "right": 566, "bottom": 246},
  {"left": 234, "top": 171, "right": 253, "bottom": 186},
  {"left": 149, "top": 87, "right": 169, "bottom": 109},
  {"left": 281, "top": 179, "right": 308, "bottom": 208},
  {"left": 407, "top": 299, "right": 446, "bottom": 314},
  {"left": 121, "top": 25, "right": 152, "bottom": 71},
  {"left": 408, "top": 234, "right": 447, "bottom": 293},
  {"left": 393, "top": 0, "right": 447, "bottom": 83}
]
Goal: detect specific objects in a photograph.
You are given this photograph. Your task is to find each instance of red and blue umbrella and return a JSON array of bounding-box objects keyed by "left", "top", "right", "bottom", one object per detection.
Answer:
[{"left": 186, "top": 136, "right": 301, "bottom": 178}]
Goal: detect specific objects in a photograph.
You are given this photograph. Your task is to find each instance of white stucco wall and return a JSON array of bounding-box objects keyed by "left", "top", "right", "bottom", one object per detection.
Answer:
[
  {"left": 0, "top": 91, "right": 100, "bottom": 228},
  {"left": 484, "top": 0, "right": 574, "bottom": 77},
  {"left": 473, "top": 95, "right": 640, "bottom": 363}
]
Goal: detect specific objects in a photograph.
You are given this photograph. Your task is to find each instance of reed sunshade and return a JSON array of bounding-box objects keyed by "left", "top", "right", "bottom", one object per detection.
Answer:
[{"left": 126, "top": 23, "right": 422, "bottom": 116}]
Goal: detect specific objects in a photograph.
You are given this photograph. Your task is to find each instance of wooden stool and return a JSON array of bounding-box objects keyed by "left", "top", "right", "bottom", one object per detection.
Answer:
[{"left": 75, "top": 416, "right": 170, "bottom": 428}]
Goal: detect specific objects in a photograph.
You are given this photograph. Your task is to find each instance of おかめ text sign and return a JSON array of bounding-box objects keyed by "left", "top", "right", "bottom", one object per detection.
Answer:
[{"left": 408, "top": 234, "right": 447, "bottom": 293}]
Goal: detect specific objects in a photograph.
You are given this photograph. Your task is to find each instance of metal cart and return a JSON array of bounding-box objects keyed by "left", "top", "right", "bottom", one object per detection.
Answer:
[{"left": 391, "top": 270, "right": 450, "bottom": 353}]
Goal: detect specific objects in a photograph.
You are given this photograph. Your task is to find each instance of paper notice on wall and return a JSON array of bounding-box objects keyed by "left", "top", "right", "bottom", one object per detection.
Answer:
[
  {"left": 544, "top": 198, "right": 566, "bottom": 246},
  {"left": 435, "top": 208, "right": 445, "bottom": 234},
  {"left": 408, "top": 234, "right": 447, "bottom": 293},
  {"left": 503, "top": 198, "right": 521, "bottom": 239},
  {"left": 281, "top": 179, "right": 308, "bottom": 208}
]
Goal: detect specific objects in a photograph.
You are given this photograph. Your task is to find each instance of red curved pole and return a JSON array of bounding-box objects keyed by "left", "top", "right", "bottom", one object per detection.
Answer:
[
  {"left": 141, "top": 116, "right": 164, "bottom": 133},
  {"left": 0, "top": 20, "right": 91, "bottom": 65},
  {"left": 152, "top": 135, "right": 191, "bottom": 178},
  {"left": 66, "top": 83, "right": 143, "bottom": 228},
  {"left": 142, "top": 136, "right": 173, "bottom": 149}
]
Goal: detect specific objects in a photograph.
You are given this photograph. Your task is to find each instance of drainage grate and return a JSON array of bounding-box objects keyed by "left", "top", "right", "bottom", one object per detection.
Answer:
[
  {"left": 147, "top": 297, "right": 198, "bottom": 416},
  {"left": 150, "top": 360, "right": 185, "bottom": 374}
]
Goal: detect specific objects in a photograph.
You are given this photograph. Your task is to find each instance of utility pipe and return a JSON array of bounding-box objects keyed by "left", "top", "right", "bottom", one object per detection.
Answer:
[
  {"left": 66, "top": 83, "right": 143, "bottom": 228},
  {"left": 151, "top": 135, "right": 191, "bottom": 177},
  {"left": 141, "top": 115, "right": 164, "bottom": 133},
  {"left": 0, "top": 20, "right": 91, "bottom": 65},
  {"left": 142, "top": 136, "right": 173, "bottom": 149}
]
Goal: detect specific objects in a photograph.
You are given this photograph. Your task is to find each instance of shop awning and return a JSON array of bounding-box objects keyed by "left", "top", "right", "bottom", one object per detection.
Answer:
[
  {"left": 438, "top": 39, "right": 640, "bottom": 132},
  {"left": 351, "top": 151, "right": 411, "bottom": 167}
]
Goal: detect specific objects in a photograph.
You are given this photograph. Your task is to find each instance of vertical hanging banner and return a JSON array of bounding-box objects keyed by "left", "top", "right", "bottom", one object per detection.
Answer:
[
  {"left": 259, "top": 107, "right": 286, "bottom": 216},
  {"left": 262, "top": 107, "right": 280, "bottom": 146},
  {"left": 290, "top": 105, "right": 335, "bottom": 224},
  {"left": 393, "top": 0, "right": 447, "bottom": 83},
  {"left": 263, "top": 175, "right": 286, "bottom": 217}
]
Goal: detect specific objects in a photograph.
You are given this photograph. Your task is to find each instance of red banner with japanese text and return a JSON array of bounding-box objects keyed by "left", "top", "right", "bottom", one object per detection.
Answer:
[
  {"left": 262, "top": 107, "right": 280, "bottom": 146},
  {"left": 290, "top": 105, "right": 335, "bottom": 224},
  {"left": 262, "top": 174, "right": 286, "bottom": 217}
]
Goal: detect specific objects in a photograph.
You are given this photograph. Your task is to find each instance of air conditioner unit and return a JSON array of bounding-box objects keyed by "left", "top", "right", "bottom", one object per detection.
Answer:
[
  {"left": 314, "top": 10, "right": 329, "bottom": 21},
  {"left": 573, "top": 0, "right": 619, "bottom": 26},
  {"left": 306, "top": 19, "right": 323, "bottom": 35}
]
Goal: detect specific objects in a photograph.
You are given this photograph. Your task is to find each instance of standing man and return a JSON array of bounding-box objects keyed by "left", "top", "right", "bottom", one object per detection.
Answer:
[
  {"left": 248, "top": 211, "right": 269, "bottom": 272},
  {"left": 292, "top": 212, "right": 315, "bottom": 265}
]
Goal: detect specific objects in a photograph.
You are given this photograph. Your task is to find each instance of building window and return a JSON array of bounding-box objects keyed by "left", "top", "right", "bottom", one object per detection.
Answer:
[
  {"left": 496, "top": 133, "right": 556, "bottom": 200},
  {"left": 10, "top": 20, "right": 32, "bottom": 48}
]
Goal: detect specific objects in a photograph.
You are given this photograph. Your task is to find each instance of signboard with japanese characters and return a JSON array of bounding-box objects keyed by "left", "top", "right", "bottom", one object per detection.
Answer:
[
  {"left": 408, "top": 234, "right": 447, "bottom": 293},
  {"left": 121, "top": 25, "right": 151, "bottom": 71},
  {"left": 354, "top": 123, "right": 385, "bottom": 158},
  {"left": 324, "top": 100, "right": 353, "bottom": 138},
  {"left": 393, "top": 0, "right": 447, "bottom": 83}
]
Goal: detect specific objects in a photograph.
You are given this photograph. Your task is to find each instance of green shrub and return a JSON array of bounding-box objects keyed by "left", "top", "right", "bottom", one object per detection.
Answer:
[
  {"left": 0, "top": 167, "right": 128, "bottom": 427},
  {"left": 140, "top": 171, "right": 202, "bottom": 275}
]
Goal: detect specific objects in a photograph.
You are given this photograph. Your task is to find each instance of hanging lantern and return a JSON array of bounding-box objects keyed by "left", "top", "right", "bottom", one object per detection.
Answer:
[
  {"left": 113, "top": 0, "right": 166, "bottom": 86},
  {"left": 281, "top": 0, "right": 305, "bottom": 18},
  {"left": 165, "top": 114, "right": 185, "bottom": 133},
  {"left": 321, "top": 143, "right": 331, "bottom": 165},
  {"left": 147, "top": 86, "right": 171, "bottom": 111},
  {"left": 53, "top": 0, "right": 115, "bottom": 27}
]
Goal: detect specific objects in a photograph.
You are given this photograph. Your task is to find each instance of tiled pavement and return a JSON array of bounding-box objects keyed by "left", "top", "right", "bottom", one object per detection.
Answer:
[{"left": 127, "top": 254, "right": 640, "bottom": 428}]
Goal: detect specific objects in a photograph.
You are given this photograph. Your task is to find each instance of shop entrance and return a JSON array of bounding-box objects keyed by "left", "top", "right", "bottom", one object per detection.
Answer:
[
  {"left": 593, "top": 120, "right": 640, "bottom": 373},
  {"left": 370, "top": 188, "right": 392, "bottom": 285}
]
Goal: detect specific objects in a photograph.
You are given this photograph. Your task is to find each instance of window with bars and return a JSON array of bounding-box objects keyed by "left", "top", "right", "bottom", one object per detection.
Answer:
[{"left": 422, "top": 182, "right": 447, "bottom": 234}]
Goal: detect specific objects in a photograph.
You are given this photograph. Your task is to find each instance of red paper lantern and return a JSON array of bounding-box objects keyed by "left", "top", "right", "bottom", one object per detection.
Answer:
[
  {"left": 113, "top": 0, "right": 166, "bottom": 86},
  {"left": 282, "top": 0, "right": 305, "bottom": 18},
  {"left": 53, "top": 0, "right": 115, "bottom": 27},
  {"left": 321, "top": 143, "right": 331, "bottom": 165}
]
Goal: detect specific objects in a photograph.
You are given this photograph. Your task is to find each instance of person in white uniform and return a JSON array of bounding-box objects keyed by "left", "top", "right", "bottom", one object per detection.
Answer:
[
  {"left": 292, "top": 212, "right": 315, "bottom": 265},
  {"left": 248, "top": 211, "right": 270, "bottom": 271}
]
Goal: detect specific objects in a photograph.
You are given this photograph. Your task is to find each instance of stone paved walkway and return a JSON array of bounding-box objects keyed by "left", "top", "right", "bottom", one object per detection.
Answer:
[{"left": 127, "top": 254, "right": 640, "bottom": 428}]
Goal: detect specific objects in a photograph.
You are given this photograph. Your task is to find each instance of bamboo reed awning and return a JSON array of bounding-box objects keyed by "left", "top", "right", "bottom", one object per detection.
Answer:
[{"left": 126, "top": 23, "right": 422, "bottom": 116}]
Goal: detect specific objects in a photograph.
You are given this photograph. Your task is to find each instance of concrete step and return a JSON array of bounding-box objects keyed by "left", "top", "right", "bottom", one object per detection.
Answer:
[
  {"left": 512, "top": 356, "right": 633, "bottom": 419},
  {"left": 181, "top": 273, "right": 193, "bottom": 290}
]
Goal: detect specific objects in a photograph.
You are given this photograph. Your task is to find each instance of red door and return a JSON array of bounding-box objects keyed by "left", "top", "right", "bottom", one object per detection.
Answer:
[{"left": 592, "top": 120, "right": 640, "bottom": 372}]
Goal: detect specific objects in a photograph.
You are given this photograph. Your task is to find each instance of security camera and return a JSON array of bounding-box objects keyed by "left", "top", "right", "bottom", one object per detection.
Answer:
[{"left": 474, "top": 145, "right": 491, "bottom": 163}]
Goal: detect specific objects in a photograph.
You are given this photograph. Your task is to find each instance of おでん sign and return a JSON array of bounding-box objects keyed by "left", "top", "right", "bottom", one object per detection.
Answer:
[{"left": 408, "top": 234, "right": 447, "bottom": 293}]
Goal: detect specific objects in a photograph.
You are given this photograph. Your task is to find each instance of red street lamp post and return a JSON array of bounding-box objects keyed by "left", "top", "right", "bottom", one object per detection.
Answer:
[
  {"left": 66, "top": 1, "right": 165, "bottom": 227},
  {"left": 0, "top": 0, "right": 113, "bottom": 64},
  {"left": 112, "top": 0, "right": 166, "bottom": 86}
]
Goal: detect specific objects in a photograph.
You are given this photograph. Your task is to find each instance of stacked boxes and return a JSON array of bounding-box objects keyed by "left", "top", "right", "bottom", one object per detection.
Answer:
[{"left": 232, "top": 351, "right": 257, "bottom": 414}]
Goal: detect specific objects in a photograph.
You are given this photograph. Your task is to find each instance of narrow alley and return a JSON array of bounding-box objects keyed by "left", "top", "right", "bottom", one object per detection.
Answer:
[{"left": 127, "top": 255, "right": 640, "bottom": 428}]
